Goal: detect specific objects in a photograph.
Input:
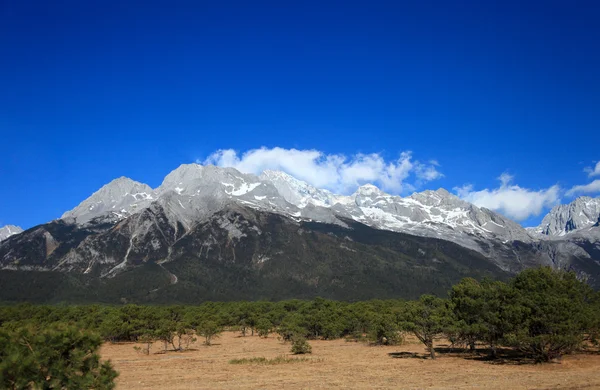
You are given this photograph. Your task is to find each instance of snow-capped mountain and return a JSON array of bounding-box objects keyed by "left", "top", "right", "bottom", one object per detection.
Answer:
[
  {"left": 534, "top": 197, "right": 600, "bottom": 237},
  {"left": 59, "top": 164, "right": 534, "bottom": 255},
  {"left": 3, "top": 163, "right": 600, "bottom": 301},
  {"left": 259, "top": 170, "right": 339, "bottom": 208},
  {"left": 0, "top": 225, "right": 23, "bottom": 241},
  {"left": 61, "top": 177, "right": 155, "bottom": 224},
  {"left": 56, "top": 164, "right": 600, "bottom": 255}
]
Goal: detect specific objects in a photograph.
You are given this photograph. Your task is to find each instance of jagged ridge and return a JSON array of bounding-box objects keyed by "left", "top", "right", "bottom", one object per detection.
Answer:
[{"left": 1, "top": 163, "right": 599, "bottom": 302}]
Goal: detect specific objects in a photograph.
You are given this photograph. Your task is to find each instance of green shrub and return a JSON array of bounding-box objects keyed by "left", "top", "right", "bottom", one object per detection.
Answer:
[
  {"left": 196, "top": 320, "right": 222, "bottom": 346},
  {"left": 367, "top": 314, "right": 403, "bottom": 346},
  {"left": 291, "top": 335, "right": 312, "bottom": 354},
  {"left": 229, "top": 355, "right": 318, "bottom": 365},
  {"left": 256, "top": 318, "right": 273, "bottom": 338}
]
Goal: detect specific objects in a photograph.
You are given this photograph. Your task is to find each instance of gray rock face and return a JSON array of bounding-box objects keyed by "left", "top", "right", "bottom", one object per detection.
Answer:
[
  {"left": 1, "top": 204, "right": 525, "bottom": 302},
  {"left": 259, "top": 170, "right": 338, "bottom": 208},
  {"left": 61, "top": 177, "right": 155, "bottom": 224},
  {"left": 60, "top": 164, "right": 536, "bottom": 255},
  {"left": 3, "top": 163, "right": 600, "bottom": 291},
  {"left": 48, "top": 164, "right": 600, "bottom": 282},
  {"left": 535, "top": 197, "right": 600, "bottom": 236},
  {"left": 0, "top": 225, "right": 23, "bottom": 241}
]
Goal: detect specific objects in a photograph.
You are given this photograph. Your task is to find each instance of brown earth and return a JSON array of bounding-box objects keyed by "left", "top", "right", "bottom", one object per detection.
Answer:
[{"left": 101, "top": 331, "right": 600, "bottom": 389}]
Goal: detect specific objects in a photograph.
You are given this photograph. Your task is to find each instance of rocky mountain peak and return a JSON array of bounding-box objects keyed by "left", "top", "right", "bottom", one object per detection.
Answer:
[
  {"left": 354, "top": 183, "right": 384, "bottom": 196},
  {"left": 408, "top": 188, "right": 464, "bottom": 208},
  {"left": 435, "top": 188, "right": 452, "bottom": 197},
  {"left": 536, "top": 196, "right": 600, "bottom": 236},
  {"left": 11, "top": 163, "right": 600, "bottom": 291},
  {"left": 259, "top": 170, "right": 336, "bottom": 208},
  {"left": 159, "top": 163, "right": 262, "bottom": 196},
  {"left": 350, "top": 184, "right": 392, "bottom": 208},
  {"left": 0, "top": 225, "right": 23, "bottom": 241},
  {"left": 59, "top": 164, "right": 542, "bottom": 256},
  {"left": 260, "top": 169, "right": 295, "bottom": 181},
  {"left": 158, "top": 163, "right": 204, "bottom": 191},
  {"left": 61, "top": 176, "right": 154, "bottom": 224}
]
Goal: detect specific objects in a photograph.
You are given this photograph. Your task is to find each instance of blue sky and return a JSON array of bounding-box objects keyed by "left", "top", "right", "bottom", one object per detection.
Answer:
[{"left": 1, "top": 0, "right": 599, "bottom": 229}]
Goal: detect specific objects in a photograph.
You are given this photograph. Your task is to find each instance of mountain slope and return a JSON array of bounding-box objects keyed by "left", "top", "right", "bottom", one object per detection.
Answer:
[
  {"left": 0, "top": 205, "right": 512, "bottom": 303},
  {"left": 2, "top": 164, "right": 600, "bottom": 303},
  {"left": 58, "top": 164, "right": 536, "bottom": 257}
]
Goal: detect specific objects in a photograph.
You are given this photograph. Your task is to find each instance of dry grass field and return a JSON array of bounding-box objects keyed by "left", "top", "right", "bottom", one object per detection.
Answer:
[{"left": 101, "top": 331, "right": 600, "bottom": 389}]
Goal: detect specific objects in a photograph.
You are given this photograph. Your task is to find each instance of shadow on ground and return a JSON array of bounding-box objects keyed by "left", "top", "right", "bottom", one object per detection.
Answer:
[
  {"left": 388, "top": 352, "right": 428, "bottom": 359},
  {"left": 388, "top": 345, "right": 538, "bottom": 365}
]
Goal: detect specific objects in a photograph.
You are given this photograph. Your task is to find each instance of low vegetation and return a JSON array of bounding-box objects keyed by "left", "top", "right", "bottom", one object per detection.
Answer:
[
  {"left": 0, "top": 267, "right": 598, "bottom": 386},
  {"left": 229, "top": 355, "right": 319, "bottom": 365},
  {"left": 290, "top": 335, "right": 313, "bottom": 354}
]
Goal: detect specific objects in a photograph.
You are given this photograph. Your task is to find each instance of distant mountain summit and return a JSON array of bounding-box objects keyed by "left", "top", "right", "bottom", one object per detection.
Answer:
[
  {"left": 57, "top": 163, "right": 534, "bottom": 255},
  {"left": 535, "top": 197, "right": 600, "bottom": 236},
  {"left": 61, "top": 177, "right": 154, "bottom": 224},
  {"left": 0, "top": 225, "right": 23, "bottom": 241}
]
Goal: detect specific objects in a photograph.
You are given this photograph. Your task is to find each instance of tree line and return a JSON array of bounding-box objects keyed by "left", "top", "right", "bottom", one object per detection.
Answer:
[{"left": 1, "top": 267, "right": 599, "bottom": 388}]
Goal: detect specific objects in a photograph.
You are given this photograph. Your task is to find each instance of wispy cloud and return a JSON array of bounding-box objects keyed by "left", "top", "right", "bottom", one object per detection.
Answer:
[
  {"left": 567, "top": 179, "right": 600, "bottom": 196},
  {"left": 202, "top": 147, "right": 442, "bottom": 194},
  {"left": 566, "top": 160, "right": 600, "bottom": 196},
  {"left": 454, "top": 173, "right": 561, "bottom": 221},
  {"left": 584, "top": 161, "right": 600, "bottom": 177}
]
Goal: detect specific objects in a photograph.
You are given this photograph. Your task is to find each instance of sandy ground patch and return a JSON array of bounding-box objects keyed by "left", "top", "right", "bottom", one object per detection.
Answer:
[{"left": 101, "top": 331, "right": 600, "bottom": 389}]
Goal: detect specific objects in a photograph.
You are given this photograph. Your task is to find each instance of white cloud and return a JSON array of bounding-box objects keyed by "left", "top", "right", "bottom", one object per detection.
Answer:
[
  {"left": 414, "top": 162, "right": 444, "bottom": 182},
  {"left": 566, "top": 179, "right": 600, "bottom": 196},
  {"left": 202, "top": 147, "right": 442, "bottom": 194},
  {"left": 454, "top": 173, "right": 561, "bottom": 221},
  {"left": 566, "top": 161, "right": 600, "bottom": 196},
  {"left": 584, "top": 161, "right": 600, "bottom": 177}
]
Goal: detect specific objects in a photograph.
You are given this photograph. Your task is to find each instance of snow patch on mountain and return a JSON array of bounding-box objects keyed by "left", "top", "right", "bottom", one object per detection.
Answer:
[
  {"left": 60, "top": 163, "right": 540, "bottom": 258},
  {"left": 61, "top": 177, "right": 155, "bottom": 224},
  {"left": 0, "top": 225, "right": 23, "bottom": 241}
]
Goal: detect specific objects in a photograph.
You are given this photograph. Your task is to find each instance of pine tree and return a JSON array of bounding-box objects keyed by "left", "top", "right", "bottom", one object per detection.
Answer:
[{"left": 0, "top": 324, "right": 118, "bottom": 389}]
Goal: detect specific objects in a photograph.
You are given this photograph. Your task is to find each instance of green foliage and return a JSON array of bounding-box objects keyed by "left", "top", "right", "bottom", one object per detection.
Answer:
[
  {"left": 367, "top": 314, "right": 403, "bottom": 345},
  {"left": 229, "top": 355, "right": 318, "bottom": 364},
  {"left": 238, "top": 319, "right": 250, "bottom": 337},
  {"left": 133, "top": 334, "right": 153, "bottom": 355},
  {"left": 0, "top": 267, "right": 597, "bottom": 366},
  {"left": 277, "top": 314, "right": 308, "bottom": 342},
  {"left": 196, "top": 320, "right": 222, "bottom": 346},
  {"left": 0, "top": 324, "right": 118, "bottom": 389},
  {"left": 448, "top": 267, "right": 599, "bottom": 362},
  {"left": 173, "top": 325, "right": 197, "bottom": 351},
  {"left": 256, "top": 318, "right": 273, "bottom": 338},
  {"left": 291, "top": 335, "right": 312, "bottom": 354},
  {"left": 295, "top": 297, "right": 350, "bottom": 340},
  {"left": 401, "top": 295, "right": 452, "bottom": 359},
  {"left": 449, "top": 277, "right": 521, "bottom": 356},
  {"left": 589, "top": 291, "right": 600, "bottom": 346},
  {"left": 99, "top": 311, "right": 130, "bottom": 342},
  {"left": 505, "top": 267, "right": 595, "bottom": 362},
  {"left": 154, "top": 319, "right": 177, "bottom": 352}
]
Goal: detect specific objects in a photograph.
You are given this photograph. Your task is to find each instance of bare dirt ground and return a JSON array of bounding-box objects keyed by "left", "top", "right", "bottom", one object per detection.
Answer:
[{"left": 101, "top": 331, "right": 600, "bottom": 389}]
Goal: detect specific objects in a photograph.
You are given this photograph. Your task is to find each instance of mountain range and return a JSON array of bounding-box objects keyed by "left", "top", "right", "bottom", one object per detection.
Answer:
[{"left": 1, "top": 163, "right": 599, "bottom": 303}]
